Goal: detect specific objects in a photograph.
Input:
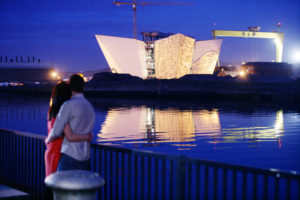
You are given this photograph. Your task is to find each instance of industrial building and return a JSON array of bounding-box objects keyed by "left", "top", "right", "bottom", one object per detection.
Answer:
[
  {"left": 0, "top": 67, "right": 58, "bottom": 83},
  {"left": 240, "top": 62, "right": 293, "bottom": 77},
  {"left": 0, "top": 56, "right": 59, "bottom": 84},
  {"left": 96, "top": 33, "right": 223, "bottom": 79}
]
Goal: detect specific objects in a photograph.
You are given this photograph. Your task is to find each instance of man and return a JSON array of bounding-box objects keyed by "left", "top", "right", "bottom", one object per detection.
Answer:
[{"left": 45, "top": 74, "right": 95, "bottom": 170}]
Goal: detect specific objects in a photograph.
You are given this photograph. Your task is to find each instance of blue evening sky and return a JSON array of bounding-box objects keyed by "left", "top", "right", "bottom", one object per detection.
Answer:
[{"left": 0, "top": 0, "right": 299, "bottom": 72}]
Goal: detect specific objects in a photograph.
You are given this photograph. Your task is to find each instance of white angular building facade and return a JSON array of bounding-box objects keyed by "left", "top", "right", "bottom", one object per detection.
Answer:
[{"left": 96, "top": 33, "right": 222, "bottom": 79}]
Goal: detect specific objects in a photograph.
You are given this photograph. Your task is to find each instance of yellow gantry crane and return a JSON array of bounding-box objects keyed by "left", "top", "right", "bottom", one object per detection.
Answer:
[
  {"left": 113, "top": 0, "right": 193, "bottom": 39},
  {"left": 212, "top": 28, "right": 284, "bottom": 63}
]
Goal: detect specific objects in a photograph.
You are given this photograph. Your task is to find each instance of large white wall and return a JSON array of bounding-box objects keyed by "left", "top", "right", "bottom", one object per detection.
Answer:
[
  {"left": 191, "top": 39, "right": 223, "bottom": 74},
  {"left": 95, "top": 35, "right": 147, "bottom": 78}
]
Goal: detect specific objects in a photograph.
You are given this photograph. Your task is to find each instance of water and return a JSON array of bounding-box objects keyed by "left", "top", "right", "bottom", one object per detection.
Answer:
[{"left": 1, "top": 93, "right": 300, "bottom": 172}]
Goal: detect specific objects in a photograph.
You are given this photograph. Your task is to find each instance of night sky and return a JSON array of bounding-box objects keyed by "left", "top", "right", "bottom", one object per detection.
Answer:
[{"left": 0, "top": 0, "right": 299, "bottom": 72}]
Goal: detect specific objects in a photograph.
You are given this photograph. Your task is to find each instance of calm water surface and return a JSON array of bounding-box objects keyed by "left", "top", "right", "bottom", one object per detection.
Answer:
[{"left": 1, "top": 93, "right": 300, "bottom": 172}]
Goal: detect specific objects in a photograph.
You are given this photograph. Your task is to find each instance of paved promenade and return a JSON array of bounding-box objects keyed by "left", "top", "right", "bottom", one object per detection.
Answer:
[{"left": 0, "top": 184, "right": 30, "bottom": 199}]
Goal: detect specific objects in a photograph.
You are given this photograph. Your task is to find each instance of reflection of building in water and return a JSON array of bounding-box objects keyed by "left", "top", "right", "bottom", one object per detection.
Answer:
[
  {"left": 146, "top": 108, "right": 156, "bottom": 144},
  {"left": 98, "top": 107, "right": 285, "bottom": 148},
  {"left": 155, "top": 109, "right": 196, "bottom": 142},
  {"left": 222, "top": 110, "right": 284, "bottom": 146},
  {"left": 98, "top": 107, "right": 223, "bottom": 144},
  {"left": 98, "top": 107, "right": 148, "bottom": 142},
  {"left": 99, "top": 107, "right": 160, "bottom": 144},
  {"left": 193, "top": 109, "right": 222, "bottom": 137}
]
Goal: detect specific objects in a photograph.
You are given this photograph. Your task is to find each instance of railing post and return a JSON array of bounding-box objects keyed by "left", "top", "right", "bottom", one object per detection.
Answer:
[{"left": 175, "top": 156, "right": 186, "bottom": 200}]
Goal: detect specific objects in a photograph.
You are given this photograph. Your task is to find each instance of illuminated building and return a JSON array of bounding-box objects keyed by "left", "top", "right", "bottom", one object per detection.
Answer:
[{"left": 95, "top": 33, "right": 222, "bottom": 79}]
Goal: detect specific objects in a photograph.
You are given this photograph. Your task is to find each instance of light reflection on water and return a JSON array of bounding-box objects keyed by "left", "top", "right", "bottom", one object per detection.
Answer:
[
  {"left": 0, "top": 94, "right": 300, "bottom": 171},
  {"left": 221, "top": 110, "right": 284, "bottom": 144},
  {"left": 98, "top": 108, "right": 284, "bottom": 146},
  {"left": 96, "top": 106, "right": 300, "bottom": 171}
]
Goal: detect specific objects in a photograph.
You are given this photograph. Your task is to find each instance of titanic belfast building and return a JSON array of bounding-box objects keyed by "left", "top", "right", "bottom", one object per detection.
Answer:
[{"left": 96, "top": 32, "right": 223, "bottom": 79}]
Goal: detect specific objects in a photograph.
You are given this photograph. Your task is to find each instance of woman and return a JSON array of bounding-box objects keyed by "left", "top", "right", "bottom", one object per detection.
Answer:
[{"left": 44, "top": 81, "right": 92, "bottom": 177}]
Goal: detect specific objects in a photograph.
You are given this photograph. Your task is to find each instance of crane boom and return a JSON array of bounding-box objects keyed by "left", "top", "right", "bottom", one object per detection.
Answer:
[
  {"left": 114, "top": 2, "right": 192, "bottom": 5},
  {"left": 113, "top": 1, "right": 192, "bottom": 39},
  {"left": 212, "top": 30, "right": 284, "bottom": 62}
]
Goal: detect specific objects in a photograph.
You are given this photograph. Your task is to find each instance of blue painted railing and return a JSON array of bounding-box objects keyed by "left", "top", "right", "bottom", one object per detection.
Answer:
[{"left": 1, "top": 129, "right": 299, "bottom": 200}]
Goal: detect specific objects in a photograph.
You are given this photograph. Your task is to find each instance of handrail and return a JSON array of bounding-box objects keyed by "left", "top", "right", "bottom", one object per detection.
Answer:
[{"left": 0, "top": 128, "right": 46, "bottom": 140}]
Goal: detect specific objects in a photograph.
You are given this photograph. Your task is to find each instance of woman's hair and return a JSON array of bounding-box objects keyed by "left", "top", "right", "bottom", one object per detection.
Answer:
[{"left": 48, "top": 81, "right": 71, "bottom": 120}]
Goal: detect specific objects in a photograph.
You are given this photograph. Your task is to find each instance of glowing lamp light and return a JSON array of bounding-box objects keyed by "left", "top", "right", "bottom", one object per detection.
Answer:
[
  {"left": 51, "top": 71, "right": 60, "bottom": 80},
  {"left": 51, "top": 71, "right": 57, "bottom": 78},
  {"left": 239, "top": 71, "right": 246, "bottom": 77}
]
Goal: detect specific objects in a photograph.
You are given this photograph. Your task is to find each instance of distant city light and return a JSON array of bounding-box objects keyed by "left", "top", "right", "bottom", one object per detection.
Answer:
[
  {"left": 78, "top": 73, "right": 84, "bottom": 78},
  {"left": 292, "top": 50, "right": 300, "bottom": 63}
]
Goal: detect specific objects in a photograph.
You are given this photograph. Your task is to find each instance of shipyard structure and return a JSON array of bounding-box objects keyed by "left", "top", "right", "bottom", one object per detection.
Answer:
[
  {"left": 0, "top": 56, "right": 59, "bottom": 84},
  {"left": 96, "top": 32, "right": 223, "bottom": 79}
]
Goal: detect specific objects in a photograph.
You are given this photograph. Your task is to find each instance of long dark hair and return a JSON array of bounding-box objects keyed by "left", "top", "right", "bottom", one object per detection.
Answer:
[{"left": 48, "top": 81, "right": 71, "bottom": 120}]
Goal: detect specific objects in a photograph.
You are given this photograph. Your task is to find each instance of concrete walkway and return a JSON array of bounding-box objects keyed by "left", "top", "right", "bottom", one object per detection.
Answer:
[{"left": 0, "top": 184, "right": 30, "bottom": 199}]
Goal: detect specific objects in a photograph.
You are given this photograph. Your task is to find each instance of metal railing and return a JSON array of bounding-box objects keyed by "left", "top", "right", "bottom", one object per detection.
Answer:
[
  {"left": 0, "top": 129, "right": 46, "bottom": 199},
  {"left": 1, "top": 128, "right": 300, "bottom": 200}
]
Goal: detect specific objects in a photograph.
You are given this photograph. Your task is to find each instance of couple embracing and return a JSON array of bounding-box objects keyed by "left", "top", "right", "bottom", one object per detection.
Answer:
[{"left": 44, "top": 74, "right": 95, "bottom": 176}]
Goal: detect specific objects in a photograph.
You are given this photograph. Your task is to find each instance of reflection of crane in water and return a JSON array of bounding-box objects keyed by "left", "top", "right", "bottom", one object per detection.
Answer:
[
  {"left": 113, "top": 0, "right": 193, "bottom": 39},
  {"left": 146, "top": 107, "right": 157, "bottom": 145}
]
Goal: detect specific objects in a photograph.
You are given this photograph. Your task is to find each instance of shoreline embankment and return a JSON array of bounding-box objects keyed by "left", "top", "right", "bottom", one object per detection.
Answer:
[{"left": 1, "top": 72, "right": 300, "bottom": 103}]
